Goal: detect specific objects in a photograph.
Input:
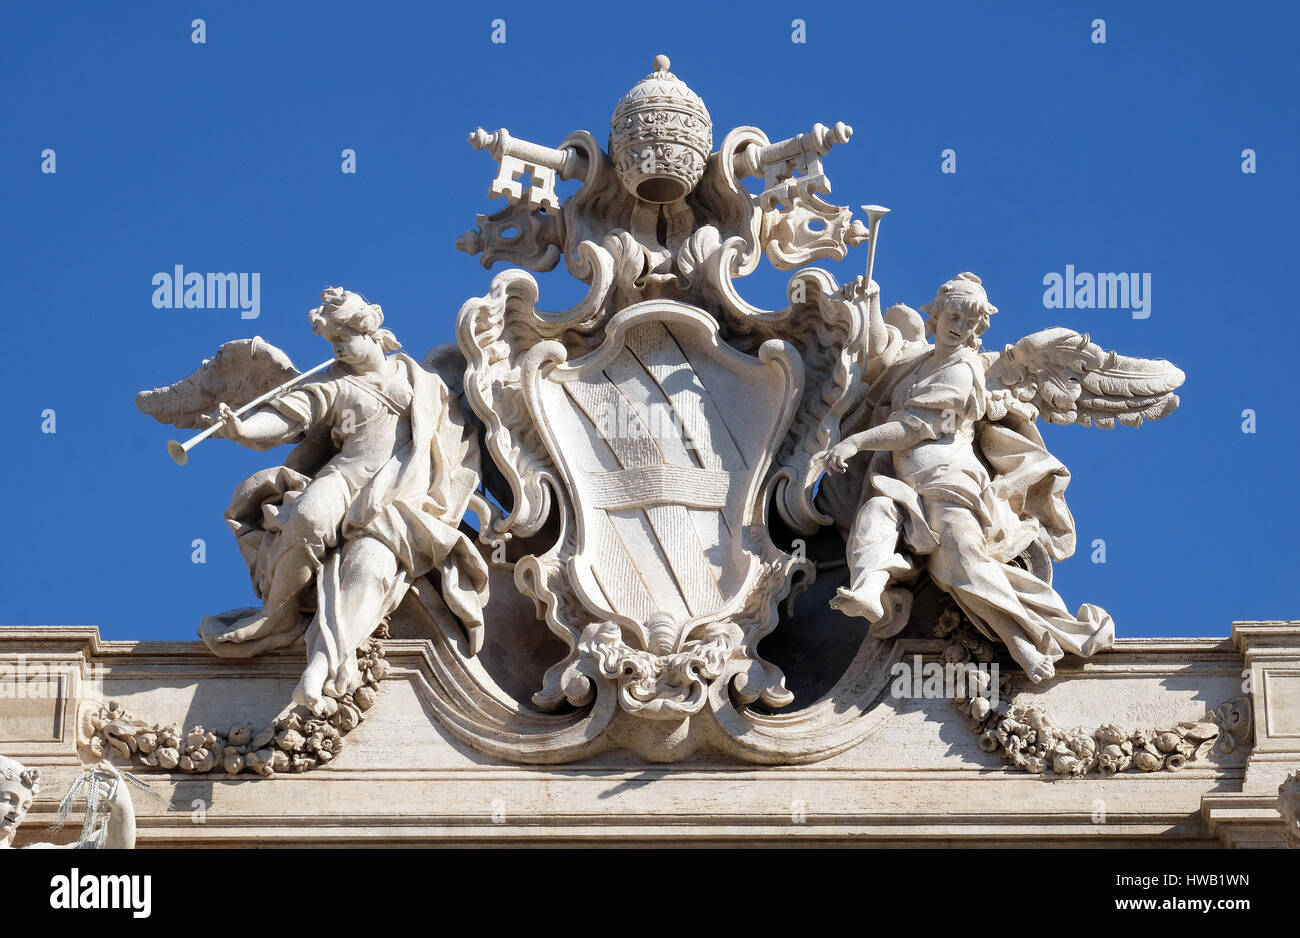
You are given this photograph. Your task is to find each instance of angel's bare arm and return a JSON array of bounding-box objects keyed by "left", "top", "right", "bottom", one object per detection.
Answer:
[
  {"left": 823, "top": 419, "right": 923, "bottom": 473},
  {"left": 842, "top": 276, "right": 887, "bottom": 363},
  {"left": 865, "top": 288, "right": 887, "bottom": 366},
  {"left": 98, "top": 771, "right": 136, "bottom": 850},
  {"left": 841, "top": 420, "right": 920, "bottom": 453},
  {"left": 215, "top": 404, "right": 303, "bottom": 450}
]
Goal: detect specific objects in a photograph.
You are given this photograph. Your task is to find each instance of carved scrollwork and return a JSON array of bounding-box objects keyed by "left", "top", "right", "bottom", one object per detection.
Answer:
[
  {"left": 764, "top": 195, "right": 866, "bottom": 269},
  {"left": 700, "top": 259, "right": 870, "bottom": 533},
  {"left": 439, "top": 58, "right": 900, "bottom": 761},
  {"left": 583, "top": 619, "right": 737, "bottom": 719},
  {"left": 456, "top": 202, "right": 562, "bottom": 272}
]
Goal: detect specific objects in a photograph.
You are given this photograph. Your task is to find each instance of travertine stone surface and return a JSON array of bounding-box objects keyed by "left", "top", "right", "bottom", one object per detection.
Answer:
[{"left": 1, "top": 621, "right": 1295, "bottom": 847}]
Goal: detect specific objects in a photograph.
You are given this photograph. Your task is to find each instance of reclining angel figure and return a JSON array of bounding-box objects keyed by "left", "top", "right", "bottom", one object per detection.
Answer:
[
  {"left": 136, "top": 287, "right": 489, "bottom": 714},
  {"left": 818, "top": 272, "right": 1184, "bottom": 682}
]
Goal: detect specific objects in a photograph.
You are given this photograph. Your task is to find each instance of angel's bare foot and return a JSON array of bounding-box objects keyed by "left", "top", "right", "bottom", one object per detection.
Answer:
[
  {"left": 297, "top": 656, "right": 329, "bottom": 707},
  {"left": 213, "top": 611, "right": 269, "bottom": 643},
  {"left": 1025, "top": 657, "right": 1056, "bottom": 683},
  {"left": 199, "top": 609, "right": 263, "bottom": 645},
  {"left": 290, "top": 682, "right": 314, "bottom": 710},
  {"left": 291, "top": 680, "right": 339, "bottom": 718},
  {"left": 1004, "top": 634, "right": 1057, "bottom": 683},
  {"left": 831, "top": 585, "right": 885, "bottom": 622}
]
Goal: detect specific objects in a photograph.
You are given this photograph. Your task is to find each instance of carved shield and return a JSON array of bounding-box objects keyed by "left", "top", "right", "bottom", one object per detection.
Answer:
[{"left": 522, "top": 301, "right": 801, "bottom": 652}]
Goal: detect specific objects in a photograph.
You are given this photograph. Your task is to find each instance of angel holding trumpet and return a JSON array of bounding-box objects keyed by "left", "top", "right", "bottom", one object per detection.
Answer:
[
  {"left": 136, "top": 287, "right": 489, "bottom": 714},
  {"left": 817, "top": 272, "right": 1184, "bottom": 682}
]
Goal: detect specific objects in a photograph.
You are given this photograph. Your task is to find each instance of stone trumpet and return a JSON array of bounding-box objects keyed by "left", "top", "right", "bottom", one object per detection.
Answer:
[
  {"left": 860, "top": 204, "right": 890, "bottom": 288},
  {"left": 166, "top": 358, "right": 335, "bottom": 465}
]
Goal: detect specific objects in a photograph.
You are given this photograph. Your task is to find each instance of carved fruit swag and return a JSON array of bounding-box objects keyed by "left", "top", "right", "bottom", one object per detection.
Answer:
[
  {"left": 936, "top": 608, "right": 1250, "bottom": 778},
  {"left": 80, "top": 627, "right": 389, "bottom": 778}
]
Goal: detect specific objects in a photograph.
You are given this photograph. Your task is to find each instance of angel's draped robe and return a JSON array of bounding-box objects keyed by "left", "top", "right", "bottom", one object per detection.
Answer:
[
  {"left": 818, "top": 329, "right": 1113, "bottom": 672},
  {"left": 200, "top": 354, "right": 488, "bottom": 701}
]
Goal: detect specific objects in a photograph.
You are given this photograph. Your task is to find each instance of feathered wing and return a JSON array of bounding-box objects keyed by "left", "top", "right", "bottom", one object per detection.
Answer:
[
  {"left": 982, "top": 327, "right": 1185, "bottom": 428},
  {"left": 135, "top": 337, "right": 301, "bottom": 430}
]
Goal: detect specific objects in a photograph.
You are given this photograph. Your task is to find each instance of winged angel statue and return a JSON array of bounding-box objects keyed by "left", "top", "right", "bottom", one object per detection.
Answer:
[
  {"left": 136, "top": 288, "right": 489, "bottom": 714},
  {"left": 818, "top": 272, "right": 1184, "bottom": 682}
]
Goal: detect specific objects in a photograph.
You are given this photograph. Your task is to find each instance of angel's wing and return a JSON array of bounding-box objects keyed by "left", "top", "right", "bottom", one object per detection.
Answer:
[
  {"left": 883, "top": 302, "right": 926, "bottom": 342},
  {"left": 135, "top": 337, "right": 301, "bottom": 430},
  {"left": 982, "top": 327, "right": 1185, "bottom": 428}
]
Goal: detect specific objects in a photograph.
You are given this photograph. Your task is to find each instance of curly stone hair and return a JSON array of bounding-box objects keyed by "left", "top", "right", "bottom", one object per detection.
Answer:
[
  {"left": 919, "top": 272, "right": 998, "bottom": 348},
  {"left": 308, "top": 287, "right": 402, "bottom": 353},
  {"left": 0, "top": 754, "right": 40, "bottom": 796}
]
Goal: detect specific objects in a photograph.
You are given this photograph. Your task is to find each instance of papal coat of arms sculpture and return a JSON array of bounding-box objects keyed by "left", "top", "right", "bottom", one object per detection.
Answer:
[{"left": 102, "top": 53, "right": 1250, "bottom": 780}]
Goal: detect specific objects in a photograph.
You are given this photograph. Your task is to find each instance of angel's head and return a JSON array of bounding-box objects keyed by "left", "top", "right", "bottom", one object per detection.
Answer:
[
  {"left": 308, "top": 288, "right": 402, "bottom": 371},
  {"left": 0, "top": 755, "right": 39, "bottom": 845},
  {"left": 921, "top": 272, "right": 997, "bottom": 352}
]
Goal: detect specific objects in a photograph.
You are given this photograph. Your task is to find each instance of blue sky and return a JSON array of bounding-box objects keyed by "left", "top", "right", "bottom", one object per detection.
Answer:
[{"left": 2, "top": 0, "right": 1296, "bottom": 641}]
